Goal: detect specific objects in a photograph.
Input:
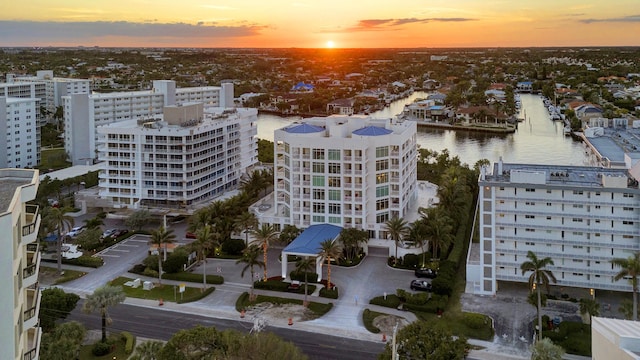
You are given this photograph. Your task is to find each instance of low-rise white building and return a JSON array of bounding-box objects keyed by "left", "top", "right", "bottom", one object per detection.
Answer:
[
  {"left": 592, "top": 317, "right": 640, "bottom": 360},
  {"left": 96, "top": 103, "right": 257, "bottom": 209},
  {"left": 63, "top": 81, "right": 234, "bottom": 165},
  {"left": 263, "top": 115, "right": 418, "bottom": 250},
  {"left": 0, "top": 97, "right": 38, "bottom": 169},
  {"left": 0, "top": 169, "right": 42, "bottom": 360},
  {"left": 468, "top": 159, "right": 640, "bottom": 295},
  {"left": 9, "top": 70, "right": 91, "bottom": 115}
]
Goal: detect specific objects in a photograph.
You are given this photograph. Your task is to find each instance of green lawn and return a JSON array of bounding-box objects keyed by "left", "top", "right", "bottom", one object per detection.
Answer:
[
  {"left": 110, "top": 277, "right": 212, "bottom": 303},
  {"left": 38, "top": 147, "right": 70, "bottom": 170}
]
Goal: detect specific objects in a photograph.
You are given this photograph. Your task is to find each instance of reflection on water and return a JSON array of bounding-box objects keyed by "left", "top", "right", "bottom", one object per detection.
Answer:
[{"left": 257, "top": 93, "right": 589, "bottom": 167}]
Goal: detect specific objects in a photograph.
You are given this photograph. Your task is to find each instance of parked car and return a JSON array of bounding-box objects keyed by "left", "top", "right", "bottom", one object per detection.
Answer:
[
  {"left": 410, "top": 279, "right": 432, "bottom": 292},
  {"left": 185, "top": 231, "right": 197, "bottom": 239},
  {"left": 101, "top": 229, "right": 117, "bottom": 238},
  {"left": 110, "top": 229, "right": 129, "bottom": 238},
  {"left": 287, "top": 280, "right": 301, "bottom": 292},
  {"left": 67, "top": 226, "right": 86, "bottom": 238},
  {"left": 415, "top": 267, "right": 437, "bottom": 279}
]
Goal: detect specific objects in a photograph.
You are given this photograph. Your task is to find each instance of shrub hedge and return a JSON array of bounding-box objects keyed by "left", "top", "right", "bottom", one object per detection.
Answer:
[
  {"left": 122, "top": 331, "right": 135, "bottom": 354},
  {"left": 162, "top": 272, "right": 224, "bottom": 285},
  {"left": 319, "top": 287, "right": 339, "bottom": 299},
  {"left": 369, "top": 294, "right": 402, "bottom": 309},
  {"left": 64, "top": 255, "right": 104, "bottom": 268},
  {"left": 177, "top": 287, "right": 215, "bottom": 304},
  {"left": 254, "top": 280, "right": 290, "bottom": 292},
  {"left": 290, "top": 271, "right": 318, "bottom": 283}
]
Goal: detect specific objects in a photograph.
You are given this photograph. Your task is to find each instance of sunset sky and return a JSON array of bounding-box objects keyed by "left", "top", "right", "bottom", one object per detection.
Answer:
[{"left": 1, "top": 0, "right": 639, "bottom": 48}]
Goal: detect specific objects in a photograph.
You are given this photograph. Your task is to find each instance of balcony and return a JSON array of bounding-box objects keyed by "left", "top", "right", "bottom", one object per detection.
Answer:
[
  {"left": 23, "top": 244, "right": 40, "bottom": 288},
  {"left": 24, "top": 287, "right": 41, "bottom": 330},
  {"left": 21, "top": 205, "right": 40, "bottom": 245},
  {"left": 23, "top": 327, "right": 41, "bottom": 360}
]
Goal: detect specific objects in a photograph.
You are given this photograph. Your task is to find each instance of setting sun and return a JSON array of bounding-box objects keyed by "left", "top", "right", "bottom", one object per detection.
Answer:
[{"left": 326, "top": 40, "right": 335, "bottom": 48}]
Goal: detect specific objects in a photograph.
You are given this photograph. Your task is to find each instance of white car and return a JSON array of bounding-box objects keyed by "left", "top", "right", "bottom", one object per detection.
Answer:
[
  {"left": 101, "top": 229, "right": 117, "bottom": 238},
  {"left": 67, "top": 226, "right": 85, "bottom": 237}
]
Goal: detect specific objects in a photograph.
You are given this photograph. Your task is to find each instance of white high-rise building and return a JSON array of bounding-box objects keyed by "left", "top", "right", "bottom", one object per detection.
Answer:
[
  {"left": 270, "top": 115, "right": 418, "bottom": 239},
  {"left": 0, "top": 97, "right": 39, "bottom": 169},
  {"left": 9, "top": 71, "right": 91, "bottom": 115},
  {"left": 96, "top": 103, "right": 257, "bottom": 209},
  {"left": 63, "top": 81, "right": 234, "bottom": 165},
  {"left": 468, "top": 160, "right": 640, "bottom": 295},
  {"left": 0, "top": 82, "right": 45, "bottom": 165},
  {"left": 0, "top": 169, "right": 42, "bottom": 360}
]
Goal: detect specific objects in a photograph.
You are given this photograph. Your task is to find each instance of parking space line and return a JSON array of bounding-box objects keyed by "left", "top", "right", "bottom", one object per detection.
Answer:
[
  {"left": 97, "top": 254, "right": 120, "bottom": 258},
  {"left": 108, "top": 249, "right": 130, "bottom": 253},
  {"left": 126, "top": 239, "right": 150, "bottom": 243}
]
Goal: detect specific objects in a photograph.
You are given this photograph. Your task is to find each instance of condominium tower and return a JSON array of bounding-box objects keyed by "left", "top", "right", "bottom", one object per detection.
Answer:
[
  {"left": 96, "top": 103, "right": 257, "bottom": 209},
  {"left": 468, "top": 160, "right": 640, "bottom": 295},
  {"left": 0, "top": 97, "right": 38, "bottom": 169},
  {"left": 63, "top": 81, "right": 234, "bottom": 165},
  {"left": 270, "top": 115, "right": 418, "bottom": 240},
  {"left": 0, "top": 169, "right": 42, "bottom": 360}
]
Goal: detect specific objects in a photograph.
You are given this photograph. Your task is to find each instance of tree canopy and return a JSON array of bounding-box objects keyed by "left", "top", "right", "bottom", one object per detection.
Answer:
[{"left": 378, "top": 322, "right": 467, "bottom": 360}]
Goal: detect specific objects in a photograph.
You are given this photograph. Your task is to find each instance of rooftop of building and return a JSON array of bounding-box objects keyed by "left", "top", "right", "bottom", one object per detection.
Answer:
[
  {"left": 485, "top": 162, "right": 635, "bottom": 188},
  {"left": 0, "top": 169, "right": 37, "bottom": 213},
  {"left": 584, "top": 126, "right": 640, "bottom": 164},
  {"left": 277, "top": 115, "right": 414, "bottom": 139},
  {"left": 283, "top": 224, "right": 342, "bottom": 255}
]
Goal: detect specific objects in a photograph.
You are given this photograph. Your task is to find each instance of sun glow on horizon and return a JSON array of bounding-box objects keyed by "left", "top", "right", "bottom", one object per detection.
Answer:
[{"left": 326, "top": 40, "right": 335, "bottom": 48}]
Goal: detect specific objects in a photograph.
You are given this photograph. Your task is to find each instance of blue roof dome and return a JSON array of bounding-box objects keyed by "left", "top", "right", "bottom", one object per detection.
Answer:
[
  {"left": 285, "top": 123, "right": 324, "bottom": 134},
  {"left": 352, "top": 126, "right": 392, "bottom": 136}
]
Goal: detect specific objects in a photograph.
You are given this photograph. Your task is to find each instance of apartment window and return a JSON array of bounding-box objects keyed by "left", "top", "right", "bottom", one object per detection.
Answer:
[
  {"left": 572, "top": 259, "right": 584, "bottom": 263},
  {"left": 623, "top": 207, "right": 634, "bottom": 211},
  {"left": 573, "top": 204, "right": 584, "bottom": 208},
  {"left": 328, "top": 204, "right": 341, "bottom": 214},
  {"left": 546, "top": 216, "right": 552, "bottom": 220},
  {"left": 376, "top": 185, "right": 389, "bottom": 197},
  {"left": 573, "top": 190, "right": 583, "bottom": 195},
  {"left": 376, "top": 173, "right": 388, "bottom": 184},
  {"left": 623, "top": 221, "right": 635, "bottom": 225},
  {"left": 572, "top": 218, "right": 583, "bottom": 223},
  {"left": 328, "top": 216, "right": 341, "bottom": 224},
  {"left": 313, "top": 215, "right": 325, "bottom": 222},
  {"left": 546, "top": 190, "right": 552, "bottom": 194},
  {"left": 376, "top": 199, "right": 389, "bottom": 210},
  {"left": 525, "top": 229, "right": 535, "bottom": 232},
  {"left": 328, "top": 149, "right": 340, "bottom": 160},
  {"left": 547, "top": 202, "right": 552, "bottom": 206},
  {"left": 595, "top": 205, "right": 601, "bottom": 209},
  {"left": 525, "top": 202, "right": 535, "bottom": 206},
  {"left": 312, "top": 149, "right": 325, "bottom": 160},
  {"left": 328, "top": 163, "right": 341, "bottom": 174},
  {"left": 328, "top": 176, "right": 341, "bottom": 187},
  {"left": 313, "top": 189, "right": 325, "bottom": 200},
  {"left": 312, "top": 162, "right": 325, "bottom": 173},
  {"left": 525, "top": 188, "right": 535, "bottom": 192},
  {"left": 312, "top": 175, "right": 325, "bottom": 186},
  {"left": 376, "top": 160, "right": 389, "bottom": 171},
  {"left": 623, "top": 193, "right": 634, "bottom": 198},
  {"left": 525, "top": 241, "right": 536, "bottom": 245},
  {"left": 376, "top": 212, "right": 389, "bottom": 223},
  {"left": 328, "top": 190, "right": 341, "bottom": 201},
  {"left": 623, "top": 235, "right": 634, "bottom": 239},
  {"left": 375, "top": 146, "right": 389, "bottom": 158},
  {"left": 525, "top": 215, "right": 535, "bottom": 219},
  {"left": 313, "top": 203, "right": 325, "bottom": 213},
  {"left": 573, "top": 245, "right": 583, "bottom": 249}
]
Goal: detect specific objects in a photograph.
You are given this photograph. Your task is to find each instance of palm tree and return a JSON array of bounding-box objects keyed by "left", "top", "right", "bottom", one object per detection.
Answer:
[
  {"left": 250, "top": 224, "right": 279, "bottom": 281},
  {"left": 425, "top": 213, "right": 454, "bottom": 259},
  {"left": 149, "top": 226, "right": 176, "bottom": 286},
  {"left": 612, "top": 252, "right": 640, "bottom": 320},
  {"left": 236, "top": 245, "right": 264, "bottom": 301},
  {"left": 385, "top": 217, "right": 408, "bottom": 265},
  {"left": 235, "top": 211, "right": 259, "bottom": 246},
  {"left": 46, "top": 207, "right": 74, "bottom": 274},
  {"left": 407, "top": 220, "right": 429, "bottom": 266},
  {"left": 295, "top": 257, "right": 315, "bottom": 306},
  {"left": 319, "top": 238, "right": 342, "bottom": 290},
  {"left": 195, "top": 224, "right": 215, "bottom": 290},
  {"left": 339, "top": 227, "right": 368, "bottom": 263},
  {"left": 82, "top": 285, "right": 126, "bottom": 343},
  {"left": 521, "top": 251, "right": 557, "bottom": 341},
  {"left": 579, "top": 298, "right": 600, "bottom": 324}
]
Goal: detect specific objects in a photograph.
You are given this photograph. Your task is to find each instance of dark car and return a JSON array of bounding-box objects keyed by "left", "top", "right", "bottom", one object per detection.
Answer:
[
  {"left": 410, "top": 279, "right": 432, "bottom": 292},
  {"left": 186, "top": 231, "right": 197, "bottom": 239},
  {"left": 415, "top": 267, "right": 437, "bottom": 279},
  {"left": 110, "top": 229, "right": 129, "bottom": 238}
]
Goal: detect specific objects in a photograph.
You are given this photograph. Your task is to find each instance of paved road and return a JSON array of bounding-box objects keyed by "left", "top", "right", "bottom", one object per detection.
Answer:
[{"left": 66, "top": 301, "right": 385, "bottom": 360}]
